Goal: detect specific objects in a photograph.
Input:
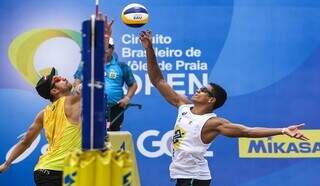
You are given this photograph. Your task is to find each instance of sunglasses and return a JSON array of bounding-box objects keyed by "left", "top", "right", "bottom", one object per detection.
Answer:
[
  {"left": 198, "top": 87, "right": 215, "bottom": 97},
  {"left": 108, "top": 44, "right": 114, "bottom": 48}
]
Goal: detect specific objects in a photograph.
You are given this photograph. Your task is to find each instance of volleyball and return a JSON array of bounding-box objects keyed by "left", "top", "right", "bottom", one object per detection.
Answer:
[{"left": 121, "top": 3, "right": 148, "bottom": 27}]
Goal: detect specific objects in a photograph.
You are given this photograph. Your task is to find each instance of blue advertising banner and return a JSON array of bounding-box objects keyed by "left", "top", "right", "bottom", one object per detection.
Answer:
[{"left": 0, "top": 0, "right": 319, "bottom": 185}]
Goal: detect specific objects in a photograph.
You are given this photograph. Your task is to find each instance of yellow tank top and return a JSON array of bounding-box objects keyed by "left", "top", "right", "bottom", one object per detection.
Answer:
[{"left": 34, "top": 97, "right": 81, "bottom": 171}]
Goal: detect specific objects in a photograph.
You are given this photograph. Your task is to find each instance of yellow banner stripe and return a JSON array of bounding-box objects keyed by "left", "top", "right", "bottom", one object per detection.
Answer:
[{"left": 239, "top": 130, "right": 320, "bottom": 158}]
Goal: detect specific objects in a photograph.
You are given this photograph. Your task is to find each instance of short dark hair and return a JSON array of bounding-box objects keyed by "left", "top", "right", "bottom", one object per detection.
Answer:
[{"left": 209, "top": 82, "right": 227, "bottom": 110}]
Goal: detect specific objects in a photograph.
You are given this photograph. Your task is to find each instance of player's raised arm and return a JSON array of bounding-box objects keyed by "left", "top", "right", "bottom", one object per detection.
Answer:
[
  {"left": 139, "top": 30, "right": 190, "bottom": 107},
  {"left": 210, "top": 118, "right": 309, "bottom": 141},
  {"left": 0, "top": 111, "right": 43, "bottom": 173}
]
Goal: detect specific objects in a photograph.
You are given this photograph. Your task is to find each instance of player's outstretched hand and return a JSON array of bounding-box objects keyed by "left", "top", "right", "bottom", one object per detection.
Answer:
[
  {"left": 283, "top": 123, "right": 309, "bottom": 141},
  {"left": 0, "top": 162, "right": 10, "bottom": 173}
]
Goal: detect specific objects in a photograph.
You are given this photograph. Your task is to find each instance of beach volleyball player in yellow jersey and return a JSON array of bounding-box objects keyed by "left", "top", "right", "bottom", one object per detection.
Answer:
[
  {"left": 0, "top": 14, "right": 114, "bottom": 186},
  {"left": 0, "top": 68, "right": 82, "bottom": 186}
]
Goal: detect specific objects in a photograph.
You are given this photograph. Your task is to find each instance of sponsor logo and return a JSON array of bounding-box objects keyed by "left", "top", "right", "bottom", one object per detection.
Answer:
[
  {"left": 64, "top": 172, "right": 77, "bottom": 186},
  {"left": 239, "top": 130, "right": 320, "bottom": 158},
  {"left": 172, "top": 125, "right": 186, "bottom": 150},
  {"left": 137, "top": 130, "right": 213, "bottom": 158}
]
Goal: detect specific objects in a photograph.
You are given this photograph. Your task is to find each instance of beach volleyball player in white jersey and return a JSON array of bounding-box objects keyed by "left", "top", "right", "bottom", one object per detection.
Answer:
[{"left": 139, "top": 30, "right": 309, "bottom": 186}]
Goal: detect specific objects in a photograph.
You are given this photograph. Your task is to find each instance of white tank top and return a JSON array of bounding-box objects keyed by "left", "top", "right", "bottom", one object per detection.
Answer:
[{"left": 169, "top": 104, "right": 216, "bottom": 180}]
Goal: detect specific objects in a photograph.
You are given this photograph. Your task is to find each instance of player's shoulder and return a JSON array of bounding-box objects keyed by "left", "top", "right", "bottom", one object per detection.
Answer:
[
  {"left": 37, "top": 109, "right": 45, "bottom": 117},
  {"left": 65, "top": 94, "right": 80, "bottom": 105},
  {"left": 178, "top": 103, "right": 193, "bottom": 108},
  {"left": 207, "top": 117, "right": 228, "bottom": 126},
  {"left": 34, "top": 109, "right": 45, "bottom": 123}
]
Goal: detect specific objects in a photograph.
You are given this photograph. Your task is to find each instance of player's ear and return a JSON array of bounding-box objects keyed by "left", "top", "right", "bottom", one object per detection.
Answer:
[{"left": 208, "top": 97, "right": 216, "bottom": 103}]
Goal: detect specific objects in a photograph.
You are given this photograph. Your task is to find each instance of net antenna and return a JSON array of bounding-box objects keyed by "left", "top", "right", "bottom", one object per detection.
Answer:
[{"left": 95, "top": 0, "right": 99, "bottom": 17}]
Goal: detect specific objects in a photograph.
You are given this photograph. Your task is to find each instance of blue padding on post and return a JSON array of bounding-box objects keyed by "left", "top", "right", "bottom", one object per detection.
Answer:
[{"left": 81, "top": 19, "right": 106, "bottom": 150}]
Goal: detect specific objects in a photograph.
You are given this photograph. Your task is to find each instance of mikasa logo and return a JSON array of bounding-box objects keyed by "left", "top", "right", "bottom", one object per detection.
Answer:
[
  {"left": 239, "top": 130, "right": 320, "bottom": 158},
  {"left": 133, "top": 15, "right": 143, "bottom": 20},
  {"left": 248, "top": 138, "right": 320, "bottom": 153}
]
